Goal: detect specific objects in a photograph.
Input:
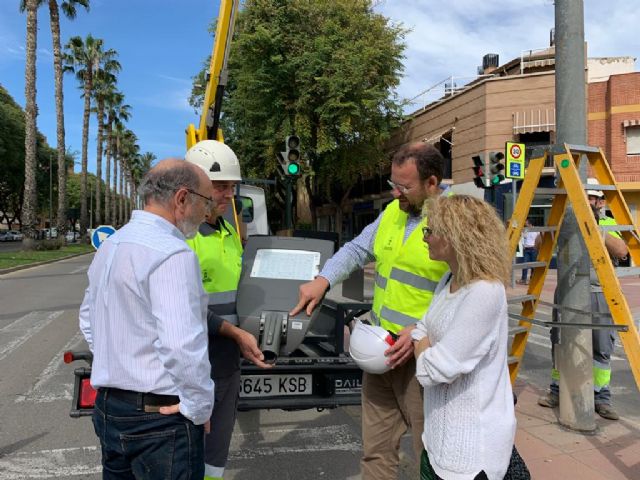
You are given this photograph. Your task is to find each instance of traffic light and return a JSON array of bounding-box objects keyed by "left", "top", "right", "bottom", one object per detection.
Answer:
[
  {"left": 283, "top": 135, "right": 301, "bottom": 176},
  {"left": 472, "top": 153, "right": 487, "bottom": 189},
  {"left": 488, "top": 151, "right": 505, "bottom": 186}
]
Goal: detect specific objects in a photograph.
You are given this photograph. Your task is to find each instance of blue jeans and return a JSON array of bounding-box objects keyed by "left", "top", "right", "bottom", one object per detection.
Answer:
[
  {"left": 92, "top": 389, "right": 205, "bottom": 479},
  {"left": 521, "top": 248, "right": 537, "bottom": 281}
]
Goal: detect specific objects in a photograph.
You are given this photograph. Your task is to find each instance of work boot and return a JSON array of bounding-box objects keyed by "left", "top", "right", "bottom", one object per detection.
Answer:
[
  {"left": 537, "top": 392, "right": 559, "bottom": 408},
  {"left": 595, "top": 403, "right": 619, "bottom": 420}
]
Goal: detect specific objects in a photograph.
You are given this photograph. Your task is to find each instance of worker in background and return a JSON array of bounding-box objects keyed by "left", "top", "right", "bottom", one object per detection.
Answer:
[
  {"left": 517, "top": 218, "right": 540, "bottom": 285},
  {"left": 291, "top": 142, "right": 450, "bottom": 480},
  {"left": 538, "top": 178, "right": 628, "bottom": 420},
  {"left": 186, "top": 140, "right": 272, "bottom": 480}
]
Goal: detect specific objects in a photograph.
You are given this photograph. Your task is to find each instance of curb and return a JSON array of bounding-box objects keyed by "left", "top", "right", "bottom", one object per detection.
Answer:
[{"left": 0, "top": 251, "right": 94, "bottom": 276}]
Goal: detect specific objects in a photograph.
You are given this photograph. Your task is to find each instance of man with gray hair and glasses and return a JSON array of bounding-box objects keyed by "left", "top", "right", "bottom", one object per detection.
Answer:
[{"left": 80, "top": 158, "right": 217, "bottom": 478}]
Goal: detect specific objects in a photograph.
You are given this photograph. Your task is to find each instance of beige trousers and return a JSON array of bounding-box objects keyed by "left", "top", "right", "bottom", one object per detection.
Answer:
[{"left": 361, "top": 357, "right": 424, "bottom": 480}]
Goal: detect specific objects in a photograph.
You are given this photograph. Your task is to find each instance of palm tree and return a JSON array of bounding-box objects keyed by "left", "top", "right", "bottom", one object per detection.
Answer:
[
  {"left": 111, "top": 121, "right": 126, "bottom": 226},
  {"left": 63, "top": 34, "right": 118, "bottom": 237},
  {"left": 49, "top": 1, "right": 90, "bottom": 237},
  {"left": 21, "top": 1, "right": 90, "bottom": 239},
  {"left": 21, "top": 0, "right": 38, "bottom": 246},
  {"left": 103, "top": 90, "right": 130, "bottom": 224},
  {"left": 132, "top": 152, "right": 155, "bottom": 210},
  {"left": 118, "top": 130, "right": 138, "bottom": 223},
  {"left": 92, "top": 66, "right": 120, "bottom": 225}
]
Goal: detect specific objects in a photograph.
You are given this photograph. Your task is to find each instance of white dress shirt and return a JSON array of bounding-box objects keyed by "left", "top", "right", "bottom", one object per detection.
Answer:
[{"left": 79, "top": 210, "right": 214, "bottom": 425}]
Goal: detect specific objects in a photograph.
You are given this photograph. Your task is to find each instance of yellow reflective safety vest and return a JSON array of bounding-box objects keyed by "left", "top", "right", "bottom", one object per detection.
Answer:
[
  {"left": 372, "top": 200, "right": 449, "bottom": 334},
  {"left": 186, "top": 218, "right": 243, "bottom": 325}
]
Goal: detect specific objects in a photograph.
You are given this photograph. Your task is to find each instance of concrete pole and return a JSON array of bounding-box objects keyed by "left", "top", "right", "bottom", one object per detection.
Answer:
[{"left": 555, "top": 0, "right": 595, "bottom": 431}]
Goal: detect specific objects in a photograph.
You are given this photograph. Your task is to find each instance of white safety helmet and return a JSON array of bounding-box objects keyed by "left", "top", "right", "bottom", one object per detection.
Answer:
[
  {"left": 348, "top": 320, "right": 395, "bottom": 375},
  {"left": 185, "top": 140, "right": 242, "bottom": 181},
  {"left": 586, "top": 177, "right": 604, "bottom": 198}
]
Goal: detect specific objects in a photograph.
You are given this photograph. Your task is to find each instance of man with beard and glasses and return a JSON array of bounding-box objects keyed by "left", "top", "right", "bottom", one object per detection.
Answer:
[
  {"left": 291, "top": 142, "right": 450, "bottom": 479},
  {"left": 79, "top": 158, "right": 216, "bottom": 479}
]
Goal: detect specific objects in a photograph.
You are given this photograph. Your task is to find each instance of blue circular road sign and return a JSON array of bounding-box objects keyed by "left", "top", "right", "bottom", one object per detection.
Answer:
[{"left": 91, "top": 225, "right": 117, "bottom": 250}]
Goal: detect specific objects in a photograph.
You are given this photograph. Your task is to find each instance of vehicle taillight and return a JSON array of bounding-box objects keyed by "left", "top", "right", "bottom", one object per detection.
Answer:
[
  {"left": 63, "top": 351, "right": 74, "bottom": 364},
  {"left": 79, "top": 378, "right": 97, "bottom": 408}
]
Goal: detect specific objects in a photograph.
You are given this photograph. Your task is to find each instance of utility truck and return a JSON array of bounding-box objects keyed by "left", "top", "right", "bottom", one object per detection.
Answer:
[{"left": 65, "top": 0, "right": 367, "bottom": 417}]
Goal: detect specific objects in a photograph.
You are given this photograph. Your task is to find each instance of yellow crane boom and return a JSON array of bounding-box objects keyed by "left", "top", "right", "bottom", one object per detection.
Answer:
[{"left": 185, "top": 0, "right": 239, "bottom": 149}]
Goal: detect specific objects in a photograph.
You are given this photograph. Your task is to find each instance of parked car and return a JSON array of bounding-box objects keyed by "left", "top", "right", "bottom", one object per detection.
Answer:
[
  {"left": 0, "top": 231, "right": 7, "bottom": 242},
  {"left": 65, "top": 231, "right": 80, "bottom": 242},
  {"left": 5, "top": 230, "right": 23, "bottom": 241}
]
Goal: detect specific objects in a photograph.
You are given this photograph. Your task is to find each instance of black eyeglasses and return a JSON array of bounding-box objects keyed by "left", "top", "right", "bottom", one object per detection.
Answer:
[
  {"left": 186, "top": 189, "right": 215, "bottom": 209},
  {"left": 422, "top": 226, "right": 433, "bottom": 237}
]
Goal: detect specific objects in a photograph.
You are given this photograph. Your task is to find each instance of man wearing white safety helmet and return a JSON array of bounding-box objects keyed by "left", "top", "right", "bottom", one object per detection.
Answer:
[{"left": 186, "top": 140, "right": 272, "bottom": 480}]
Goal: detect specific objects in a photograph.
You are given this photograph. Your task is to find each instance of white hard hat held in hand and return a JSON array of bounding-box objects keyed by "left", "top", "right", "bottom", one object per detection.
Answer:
[
  {"left": 186, "top": 140, "right": 242, "bottom": 181},
  {"left": 348, "top": 320, "right": 396, "bottom": 375}
]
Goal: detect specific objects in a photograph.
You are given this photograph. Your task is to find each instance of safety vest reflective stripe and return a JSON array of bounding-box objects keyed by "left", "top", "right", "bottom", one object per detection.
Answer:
[
  {"left": 375, "top": 272, "right": 387, "bottom": 289},
  {"left": 551, "top": 364, "right": 611, "bottom": 390},
  {"left": 204, "top": 463, "right": 225, "bottom": 479},
  {"left": 389, "top": 267, "right": 439, "bottom": 292},
  {"left": 380, "top": 306, "right": 420, "bottom": 327},
  {"left": 208, "top": 290, "right": 238, "bottom": 305},
  {"left": 593, "top": 360, "right": 611, "bottom": 390}
]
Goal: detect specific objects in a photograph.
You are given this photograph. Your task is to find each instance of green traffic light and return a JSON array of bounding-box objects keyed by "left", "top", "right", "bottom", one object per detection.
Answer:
[{"left": 287, "top": 162, "right": 300, "bottom": 175}]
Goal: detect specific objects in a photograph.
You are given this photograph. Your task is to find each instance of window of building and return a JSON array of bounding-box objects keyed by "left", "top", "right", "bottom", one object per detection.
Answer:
[
  {"left": 437, "top": 130, "right": 453, "bottom": 179},
  {"left": 626, "top": 125, "right": 640, "bottom": 155},
  {"left": 518, "top": 132, "right": 553, "bottom": 167}
]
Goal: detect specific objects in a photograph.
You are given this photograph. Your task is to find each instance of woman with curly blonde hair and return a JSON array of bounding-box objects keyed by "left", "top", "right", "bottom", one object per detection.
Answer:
[{"left": 412, "top": 195, "right": 524, "bottom": 480}]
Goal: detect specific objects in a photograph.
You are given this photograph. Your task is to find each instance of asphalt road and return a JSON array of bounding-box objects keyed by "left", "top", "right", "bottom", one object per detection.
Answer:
[
  {"left": 0, "top": 255, "right": 637, "bottom": 479},
  {"left": 0, "top": 255, "right": 417, "bottom": 480}
]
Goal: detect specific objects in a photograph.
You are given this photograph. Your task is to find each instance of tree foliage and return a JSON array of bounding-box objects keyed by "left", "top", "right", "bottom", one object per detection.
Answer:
[
  {"left": 0, "top": 84, "right": 63, "bottom": 230},
  {"left": 191, "top": 0, "right": 406, "bottom": 210}
]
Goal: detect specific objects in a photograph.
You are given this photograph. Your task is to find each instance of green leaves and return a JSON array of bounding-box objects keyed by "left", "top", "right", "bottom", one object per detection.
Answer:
[{"left": 192, "top": 0, "right": 406, "bottom": 204}]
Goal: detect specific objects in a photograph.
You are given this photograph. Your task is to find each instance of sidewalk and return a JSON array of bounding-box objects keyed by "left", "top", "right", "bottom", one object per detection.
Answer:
[
  {"left": 363, "top": 264, "right": 640, "bottom": 478},
  {"left": 514, "top": 381, "right": 639, "bottom": 479},
  {"left": 510, "top": 269, "right": 640, "bottom": 478}
]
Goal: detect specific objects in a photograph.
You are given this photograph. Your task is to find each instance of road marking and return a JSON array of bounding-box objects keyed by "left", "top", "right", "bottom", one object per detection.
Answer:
[
  {"left": 69, "top": 265, "right": 88, "bottom": 274},
  {"left": 228, "top": 424, "right": 360, "bottom": 460},
  {"left": 15, "top": 332, "right": 84, "bottom": 403},
  {"left": 0, "top": 425, "right": 360, "bottom": 478},
  {"left": 0, "top": 446, "right": 100, "bottom": 479},
  {"left": 0, "top": 311, "right": 63, "bottom": 362}
]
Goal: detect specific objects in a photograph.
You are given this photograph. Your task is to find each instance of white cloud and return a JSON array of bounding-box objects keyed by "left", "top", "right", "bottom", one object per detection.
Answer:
[{"left": 375, "top": 0, "right": 640, "bottom": 111}]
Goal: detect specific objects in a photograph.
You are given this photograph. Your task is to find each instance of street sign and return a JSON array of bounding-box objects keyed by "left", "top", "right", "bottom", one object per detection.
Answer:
[
  {"left": 506, "top": 142, "right": 525, "bottom": 179},
  {"left": 91, "top": 225, "right": 116, "bottom": 250}
]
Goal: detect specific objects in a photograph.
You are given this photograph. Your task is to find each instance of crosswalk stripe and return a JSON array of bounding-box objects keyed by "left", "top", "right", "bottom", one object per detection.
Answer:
[
  {"left": 228, "top": 424, "right": 360, "bottom": 460},
  {"left": 0, "top": 446, "right": 100, "bottom": 479},
  {"left": 15, "top": 332, "right": 84, "bottom": 403},
  {"left": 0, "top": 425, "right": 361, "bottom": 478},
  {"left": 0, "top": 311, "right": 64, "bottom": 362}
]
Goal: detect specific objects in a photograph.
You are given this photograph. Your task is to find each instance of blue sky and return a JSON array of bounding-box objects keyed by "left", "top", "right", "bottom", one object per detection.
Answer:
[
  {"left": 1, "top": 0, "right": 639, "bottom": 179},
  {"left": 0, "top": 0, "right": 216, "bottom": 174}
]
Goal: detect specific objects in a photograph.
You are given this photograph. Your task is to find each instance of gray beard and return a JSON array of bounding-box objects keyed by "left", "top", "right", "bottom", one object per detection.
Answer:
[{"left": 177, "top": 218, "right": 199, "bottom": 239}]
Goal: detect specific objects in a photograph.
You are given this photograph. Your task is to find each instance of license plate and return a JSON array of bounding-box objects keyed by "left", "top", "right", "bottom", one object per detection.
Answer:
[{"left": 240, "top": 374, "right": 312, "bottom": 398}]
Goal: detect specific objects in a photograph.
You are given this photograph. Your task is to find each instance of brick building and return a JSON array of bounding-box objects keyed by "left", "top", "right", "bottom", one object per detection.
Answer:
[
  {"left": 314, "top": 46, "right": 640, "bottom": 239},
  {"left": 588, "top": 70, "right": 640, "bottom": 215}
]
